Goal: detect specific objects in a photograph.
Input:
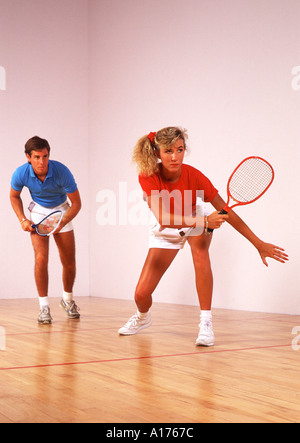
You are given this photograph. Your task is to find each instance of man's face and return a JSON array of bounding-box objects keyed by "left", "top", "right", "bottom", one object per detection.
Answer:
[{"left": 26, "top": 148, "right": 49, "bottom": 177}]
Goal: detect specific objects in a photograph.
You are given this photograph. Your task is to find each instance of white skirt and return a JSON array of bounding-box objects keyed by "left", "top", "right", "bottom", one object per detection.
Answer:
[{"left": 148, "top": 197, "right": 212, "bottom": 250}]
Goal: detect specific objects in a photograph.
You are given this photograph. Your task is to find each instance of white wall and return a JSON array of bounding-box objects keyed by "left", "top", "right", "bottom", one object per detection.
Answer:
[
  {"left": 1, "top": 0, "right": 299, "bottom": 314},
  {"left": 89, "top": 0, "right": 300, "bottom": 315},
  {"left": 0, "top": 0, "right": 90, "bottom": 299}
]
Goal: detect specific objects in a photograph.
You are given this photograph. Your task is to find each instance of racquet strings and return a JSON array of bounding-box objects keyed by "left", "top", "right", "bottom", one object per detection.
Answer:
[
  {"left": 229, "top": 157, "right": 274, "bottom": 203},
  {"left": 35, "top": 212, "right": 62, "bottom": 235}
]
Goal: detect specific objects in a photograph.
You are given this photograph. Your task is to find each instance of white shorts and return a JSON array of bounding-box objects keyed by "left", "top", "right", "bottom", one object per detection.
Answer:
[
  {"left": 29, "top": 200, "right": 73, "bottom": 234},
  {"left": 149, "top": 198, "right": 212, "bottom": 250}
]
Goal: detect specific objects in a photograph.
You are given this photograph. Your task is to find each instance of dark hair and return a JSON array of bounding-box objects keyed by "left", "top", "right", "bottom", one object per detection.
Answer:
[{"left": 25, "top": 136, "right": 51, "bottom": 156}]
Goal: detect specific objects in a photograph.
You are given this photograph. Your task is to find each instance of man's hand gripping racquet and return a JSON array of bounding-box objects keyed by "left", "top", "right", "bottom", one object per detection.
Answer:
[{"left": 32, "top": 210, "right": 63, "bottom": 236}]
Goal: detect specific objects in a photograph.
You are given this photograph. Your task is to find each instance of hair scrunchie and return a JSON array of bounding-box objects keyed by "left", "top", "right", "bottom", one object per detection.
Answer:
[{"left": 147, "top": 132, "right": 156, "bottom": 144}]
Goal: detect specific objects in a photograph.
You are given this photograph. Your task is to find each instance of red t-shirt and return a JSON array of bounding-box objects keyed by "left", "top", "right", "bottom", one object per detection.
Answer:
[{"left": 139, "top": 164, "right": 218, "bottom": 217}]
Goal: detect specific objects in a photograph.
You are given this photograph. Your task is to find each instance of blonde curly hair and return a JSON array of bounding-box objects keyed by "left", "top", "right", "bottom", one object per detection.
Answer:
[{"left": 132, "top": 126, "right": 188, "bottom": 176}]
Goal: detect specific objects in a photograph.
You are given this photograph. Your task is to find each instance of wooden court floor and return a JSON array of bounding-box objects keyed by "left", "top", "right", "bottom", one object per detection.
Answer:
[{"left": 0, "top": 297, "right": 299, "bottom": 423}]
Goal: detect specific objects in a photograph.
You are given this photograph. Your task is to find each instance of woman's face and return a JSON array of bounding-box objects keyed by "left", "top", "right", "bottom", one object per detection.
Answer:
[{"left": 158, "top": 138, "right": 185, "bottom": 179}]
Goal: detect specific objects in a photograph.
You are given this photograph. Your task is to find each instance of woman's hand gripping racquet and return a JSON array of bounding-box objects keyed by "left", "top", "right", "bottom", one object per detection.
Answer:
[
  {"left": 32, "top": 210, "right": 63, "bottom": 236},
  {"left": 207, "top": 156, "right": 275, "bottom": 233}
]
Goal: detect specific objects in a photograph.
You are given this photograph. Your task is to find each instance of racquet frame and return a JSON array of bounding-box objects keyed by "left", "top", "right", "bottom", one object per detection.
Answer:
[
  {"left": 207, "top": 156, "right": 274, "bottom": 232},
  {"left": 32, "top": 210, "right": 63, "bottom": 236},
  {"left": 180, "top": 156, "right": 274, "bottom": 237}
]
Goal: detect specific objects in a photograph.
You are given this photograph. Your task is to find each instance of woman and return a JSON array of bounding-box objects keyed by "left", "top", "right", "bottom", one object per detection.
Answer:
[{"left": 119, "top": 127, "right": 288, "bottom": 346}]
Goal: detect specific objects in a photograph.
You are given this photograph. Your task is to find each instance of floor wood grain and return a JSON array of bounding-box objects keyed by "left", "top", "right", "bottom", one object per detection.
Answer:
[{"left": 0, "top": 297, "right": 299, "bottom": 423}]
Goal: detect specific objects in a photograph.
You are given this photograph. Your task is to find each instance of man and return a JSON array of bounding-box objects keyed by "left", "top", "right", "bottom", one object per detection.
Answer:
[{"left": 10, "top": 136, "right": 82, "bottom": 324}]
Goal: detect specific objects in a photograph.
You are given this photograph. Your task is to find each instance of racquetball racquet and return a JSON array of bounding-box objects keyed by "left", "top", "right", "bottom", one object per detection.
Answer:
[
  {"left": 180, "top": 156, "right": 275, "bottom": 237},
  {"left": 32, "top": 210, "right": 63, "bottom": 236},
  {"left": 207, "top": 156, "right": 275, "bottom": 233}
]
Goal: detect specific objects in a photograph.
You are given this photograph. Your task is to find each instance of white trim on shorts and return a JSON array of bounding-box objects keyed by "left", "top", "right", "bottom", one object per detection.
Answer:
[
  {"left": 148, "top": 198, "right": 212, "bottom": 250},
  {"left": 29, "top": 200, "right": 73, "bottom": 234}
]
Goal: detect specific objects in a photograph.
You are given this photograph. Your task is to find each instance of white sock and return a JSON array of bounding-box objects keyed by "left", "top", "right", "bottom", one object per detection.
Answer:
[
  {"left": 63, "top": 291, "right": 73, "bottom": 303},
  {"left": 137, "top": 309, "right": 150, "bottom": 319},
  {"left": 200, "top": 310, "right": 212, "bottom": 323},
  {"left": 39, "top": 296, "right": 50, "bottom": 308}
]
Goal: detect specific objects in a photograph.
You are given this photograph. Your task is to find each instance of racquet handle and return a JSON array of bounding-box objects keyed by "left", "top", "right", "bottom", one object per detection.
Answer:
[{"left": 207, "top": 209, "right": 228, "bottom": 233}]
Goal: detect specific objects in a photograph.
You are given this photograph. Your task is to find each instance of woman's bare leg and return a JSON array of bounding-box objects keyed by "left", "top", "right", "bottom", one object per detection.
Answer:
[
  {"left": 188, "top": 233, "right": 213, "bottom": 310},
  {"left": 134, "top": 248, "right": 179, "bottom": 312}
]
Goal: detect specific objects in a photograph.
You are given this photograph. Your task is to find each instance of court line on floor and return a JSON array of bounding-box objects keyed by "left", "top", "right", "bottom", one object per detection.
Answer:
[
  {"left": 0, "top": 343, "right": 291, "bottom": 371},
  {"left": 3, "top": 322, "right": 197, "bottom": 336},
  {"left": 3, "top": 314, "right": 286, "bottom": 337},
  {"left": 5, "top": 319, "right": 242, "bottom": 337}
]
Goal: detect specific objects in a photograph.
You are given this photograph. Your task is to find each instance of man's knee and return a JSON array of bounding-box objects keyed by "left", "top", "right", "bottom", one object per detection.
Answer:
[{"left": 35, "top": 253, "right": 48, "bottom": 270}]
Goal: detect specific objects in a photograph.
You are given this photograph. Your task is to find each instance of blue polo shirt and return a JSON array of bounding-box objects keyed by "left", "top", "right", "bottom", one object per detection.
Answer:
[{"left": 11, "top": 160, "right": 78, "bottom": 208}]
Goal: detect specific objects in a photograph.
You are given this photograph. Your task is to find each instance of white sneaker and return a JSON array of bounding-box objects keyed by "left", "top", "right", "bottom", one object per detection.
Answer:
[
  {"left": 195, "top": 320, "right": 215, "bottom": 346},
  {"left": 60, "top": 299, "right": 80, "bottom": 319},
  {"left": 38, "top": 306, "right": 53, "bottom": 325},
  {"left": 118, "top": 312, "right": 152, "bottom": 336}
]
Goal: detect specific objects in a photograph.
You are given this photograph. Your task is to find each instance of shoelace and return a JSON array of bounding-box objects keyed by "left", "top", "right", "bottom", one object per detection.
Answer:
[
  {"left": 199, "top": 321, "right": 213, "bottom": 335},
  {"left": 125, "top": 314, "right": 139, "bottom": 329},
  {"left": 40, "top": 306, "right": 52, "bottom": 318},
  {"left": 67, "top": 300, "right": 80, "bottom": 313}
]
